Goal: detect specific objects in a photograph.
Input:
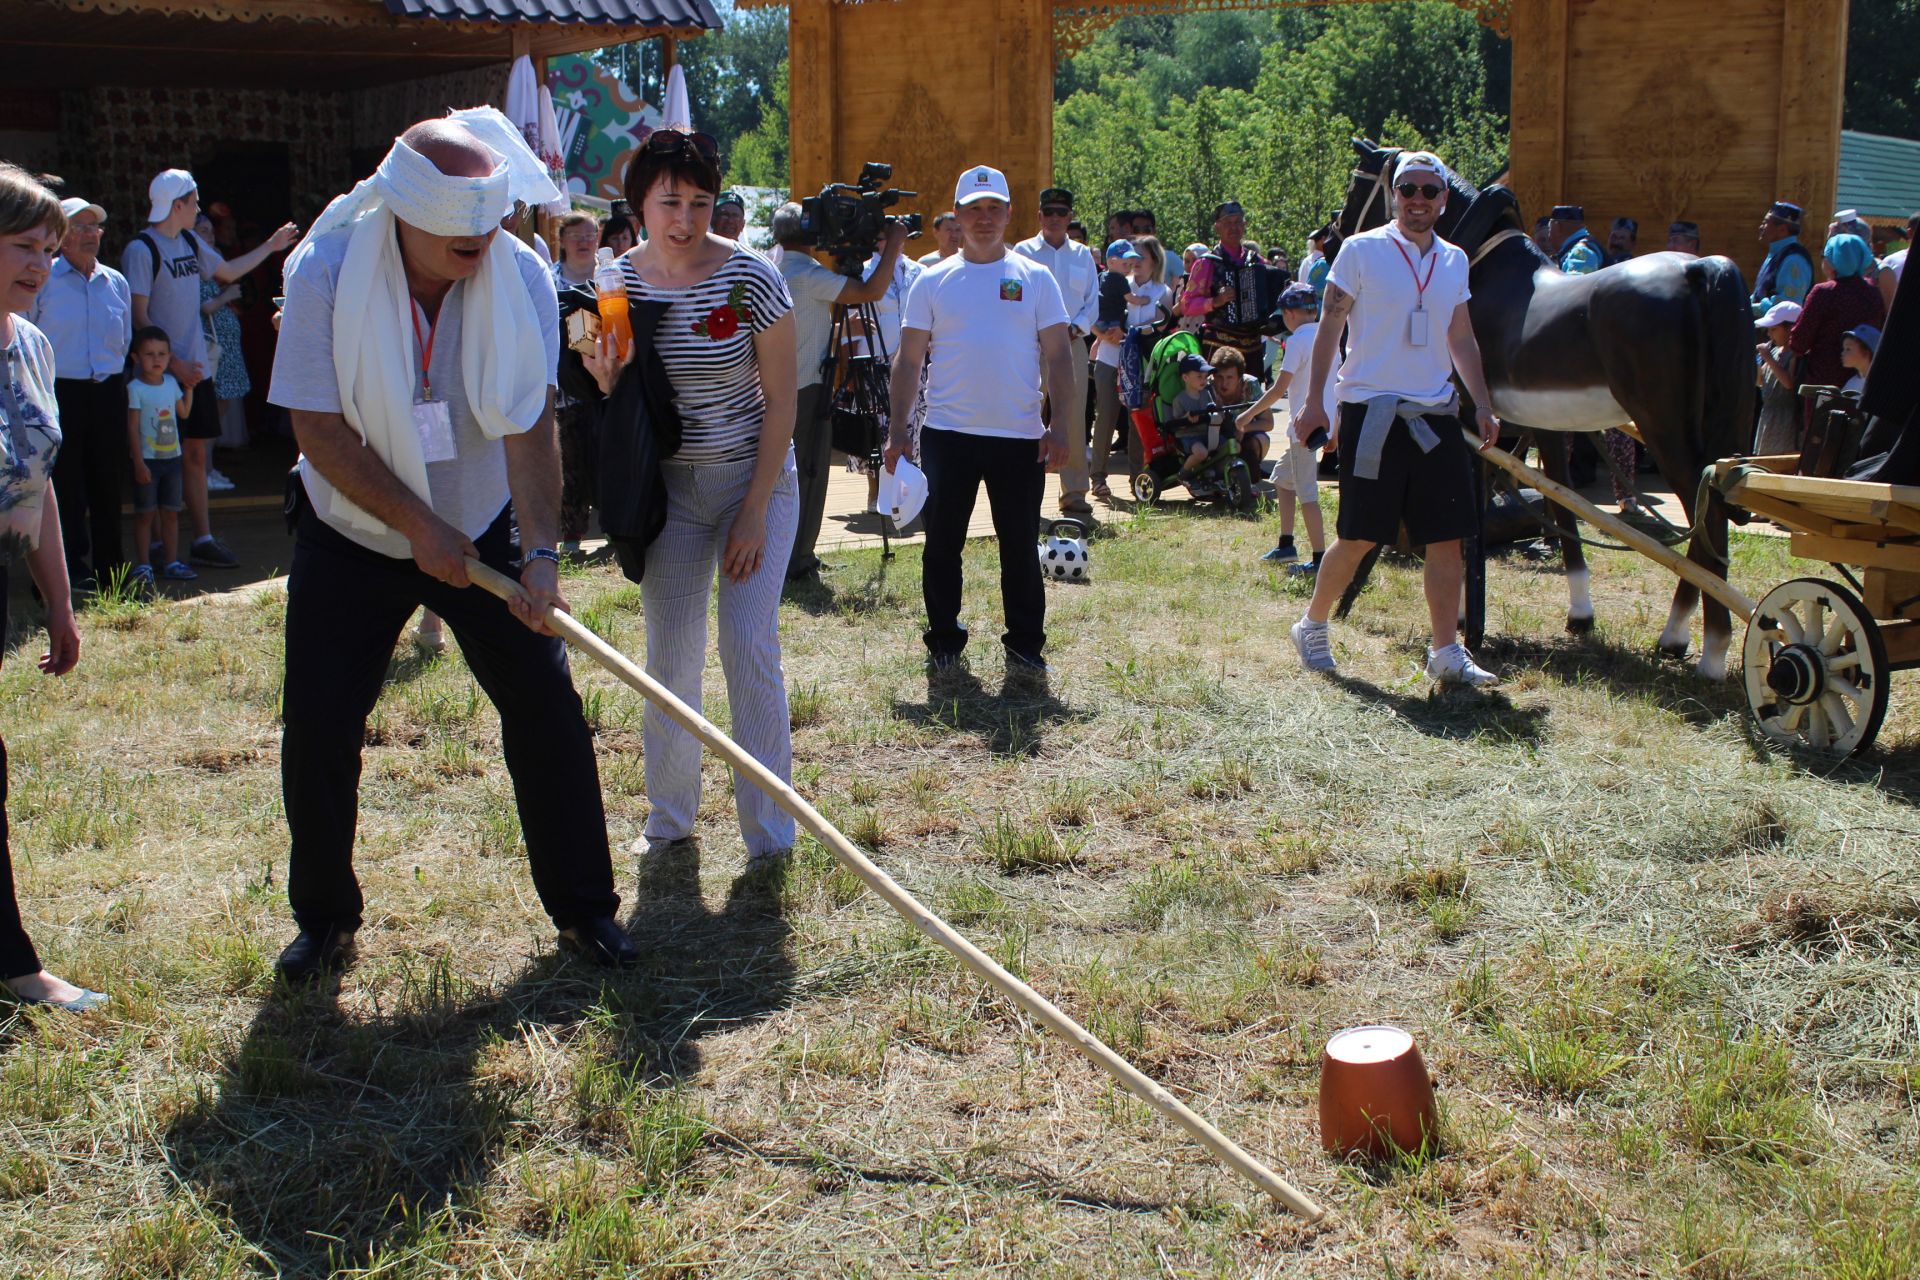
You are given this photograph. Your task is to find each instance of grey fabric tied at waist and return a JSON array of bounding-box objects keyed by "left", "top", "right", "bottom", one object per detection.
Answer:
[{"left": 1353, "top": 391, "right": 1458, "bottom": 480}]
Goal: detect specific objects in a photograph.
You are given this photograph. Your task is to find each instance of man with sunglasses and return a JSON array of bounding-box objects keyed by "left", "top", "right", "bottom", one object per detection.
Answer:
[
  {"left": 1288, "top": 151, "right": 1503, "bottom": 689},
  {"left": 1015, "top": 186, "right": 1100, "bottom": 518}
]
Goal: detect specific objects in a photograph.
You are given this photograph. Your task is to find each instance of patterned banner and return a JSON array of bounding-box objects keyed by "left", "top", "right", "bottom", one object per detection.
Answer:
[{"left": 547, "top": 54, "right": 662, "bottom": 202}]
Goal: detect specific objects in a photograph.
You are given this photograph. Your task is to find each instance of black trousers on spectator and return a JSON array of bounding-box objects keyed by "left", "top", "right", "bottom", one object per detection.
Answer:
[
  {"left": 281, "top": 495, "right": 618, "bottom": 937},
  {"left": 919, "top": 428, "right": 1046, "bottom": 662},
  {"left": 51, "top": 377, "right": 128, "bottom": 583},
  {"left": 786, "top": 382, "right": 832, "bottom": 579},
  {"left": 557, "top": 400, "right": 602, "bottom": 544},
  {"left": 0, "top": 572, "right": 40, "bottom": 981}
]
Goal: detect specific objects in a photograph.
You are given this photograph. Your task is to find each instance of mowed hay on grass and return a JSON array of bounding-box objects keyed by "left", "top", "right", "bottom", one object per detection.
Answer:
[{"left": 0, "top": 505, "right": 1917, "bottom": 1276}]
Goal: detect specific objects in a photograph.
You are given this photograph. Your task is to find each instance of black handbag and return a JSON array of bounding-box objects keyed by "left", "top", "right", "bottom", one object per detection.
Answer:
[{"left": 591, "top": 299, "right": 683, "bottom": 583}]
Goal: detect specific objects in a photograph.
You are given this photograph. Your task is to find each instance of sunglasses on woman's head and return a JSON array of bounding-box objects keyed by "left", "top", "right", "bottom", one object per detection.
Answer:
[
  {"left": 1397, "top": 183, "right": 1443, "bottom": 201},
  {"left": 643, "top": 129, "right": 720, "bottom": 162}
]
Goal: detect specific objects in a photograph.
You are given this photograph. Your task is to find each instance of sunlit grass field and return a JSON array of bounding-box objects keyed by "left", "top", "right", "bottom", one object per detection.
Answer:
[{"left": 0, "top": 500, "right": 1916, "bottom": 1277}]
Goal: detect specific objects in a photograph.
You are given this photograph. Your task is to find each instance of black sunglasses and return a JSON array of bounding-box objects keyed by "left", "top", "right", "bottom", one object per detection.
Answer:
[
  {"left": 1040, "top": 206, "right": 1071, "bottom": 217},
  {"left": 643, "top": 129, "right": 720, "bottom": 162},
  {"left": 1396, "top": 183, "right": 1443, "bottom": 201}
]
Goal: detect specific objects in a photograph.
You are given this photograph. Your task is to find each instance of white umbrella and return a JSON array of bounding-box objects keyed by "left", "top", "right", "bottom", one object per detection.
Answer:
[
  {"left": 661, "top": 64, "right": 692, "bottom": 132},
  {"left": 536, "top": 85, "right": 569, "bottom": 211},
  {"left": 447, "top": 105, "right": 563, "bottom": 209}
]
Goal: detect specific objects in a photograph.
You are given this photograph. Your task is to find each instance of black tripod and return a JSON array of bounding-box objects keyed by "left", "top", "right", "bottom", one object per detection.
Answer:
[{"left": 825, "top": 296, "right": 898, "bottom": 558}]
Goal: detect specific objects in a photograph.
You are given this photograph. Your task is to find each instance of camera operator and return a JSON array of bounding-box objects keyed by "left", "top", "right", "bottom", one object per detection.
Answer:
[
  {"left": 1014, "top": 186, "right": 1099, "bottom": 520},
  {"left": 772, "top": 202, "right": 911, "bottom": 583}
]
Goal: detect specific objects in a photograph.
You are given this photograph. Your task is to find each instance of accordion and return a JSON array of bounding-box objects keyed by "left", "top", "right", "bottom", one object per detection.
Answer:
[{"left": 1209, "top": 252, "right": 1292, "bottom": 331}]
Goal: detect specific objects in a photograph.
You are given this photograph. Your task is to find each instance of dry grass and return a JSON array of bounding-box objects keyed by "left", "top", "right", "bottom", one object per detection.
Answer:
[{"left": 0, "top": 499, "right": 1917, "bottom": 1277}]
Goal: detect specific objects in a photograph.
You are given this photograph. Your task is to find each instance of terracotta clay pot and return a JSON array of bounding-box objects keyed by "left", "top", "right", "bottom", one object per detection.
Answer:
[{"left": 1318, "top": 1024, "right": 1437, "bottom": 1159}]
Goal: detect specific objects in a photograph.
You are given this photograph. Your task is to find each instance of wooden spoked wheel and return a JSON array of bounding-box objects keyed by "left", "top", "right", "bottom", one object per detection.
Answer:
[{"left": 1742, "top": 578, "right": 1890, "bottom": 757}]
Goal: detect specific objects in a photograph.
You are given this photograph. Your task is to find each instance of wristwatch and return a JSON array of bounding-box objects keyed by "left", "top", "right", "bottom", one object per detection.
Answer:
[{"left": 524, "top": 547, "right": 562, "bottom": 568}]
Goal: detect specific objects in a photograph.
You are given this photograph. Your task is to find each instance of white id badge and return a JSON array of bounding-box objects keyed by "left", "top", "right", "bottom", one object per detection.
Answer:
[
  {"left": 412, "top": 399, "right": 457, "bottom": 464},
  {"left": 1408, "top": 307, "right": 1430, "bottom": 347}
]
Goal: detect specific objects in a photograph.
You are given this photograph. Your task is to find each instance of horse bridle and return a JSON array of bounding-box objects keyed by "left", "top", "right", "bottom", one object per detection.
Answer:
[{"left": 1348, "top": 159, "right": 1395, "bottom": 236}]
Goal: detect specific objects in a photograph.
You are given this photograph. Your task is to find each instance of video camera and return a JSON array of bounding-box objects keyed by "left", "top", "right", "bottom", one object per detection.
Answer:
[{"left": 794, "top": 162, "right": 923, "bottom": 274}]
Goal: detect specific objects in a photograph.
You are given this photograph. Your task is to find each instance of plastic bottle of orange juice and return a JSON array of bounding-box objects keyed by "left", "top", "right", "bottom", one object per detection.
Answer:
[{"left": 593, "top": 248, "right": 631, "bottom": 360}]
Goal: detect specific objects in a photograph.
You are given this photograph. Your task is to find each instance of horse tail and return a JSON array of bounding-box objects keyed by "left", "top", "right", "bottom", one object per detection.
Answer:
[
  {"left": 1686, "top": 255, "right": 1760, "bottom": 465},
  {"left": 1334, "top": 544, "right": 1384, "bottom": 619}
]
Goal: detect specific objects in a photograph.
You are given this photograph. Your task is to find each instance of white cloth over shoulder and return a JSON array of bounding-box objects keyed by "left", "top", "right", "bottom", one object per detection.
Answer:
[{"left": 286, "top": 133, "right": 548, "bottom": 538}]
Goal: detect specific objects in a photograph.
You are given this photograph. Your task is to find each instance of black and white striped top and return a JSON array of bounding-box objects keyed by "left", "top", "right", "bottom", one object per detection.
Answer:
[{"left": 621, "top": 245, "right": 793, "bottom": 464}]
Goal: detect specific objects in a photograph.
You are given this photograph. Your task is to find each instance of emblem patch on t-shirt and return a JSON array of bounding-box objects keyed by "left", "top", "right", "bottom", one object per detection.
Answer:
[{"left": 999, "top": 278, "right": 1023, "bottom": 301}]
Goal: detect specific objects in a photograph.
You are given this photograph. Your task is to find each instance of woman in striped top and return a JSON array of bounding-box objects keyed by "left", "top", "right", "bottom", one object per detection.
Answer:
[{"left": 585, "top": 130, "right": 801, "bottom": 867}]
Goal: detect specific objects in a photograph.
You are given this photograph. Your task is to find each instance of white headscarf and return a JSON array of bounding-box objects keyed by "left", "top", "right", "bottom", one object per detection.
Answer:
[{"left": 287, "top": 125, "right": 550, "bottom": 539}]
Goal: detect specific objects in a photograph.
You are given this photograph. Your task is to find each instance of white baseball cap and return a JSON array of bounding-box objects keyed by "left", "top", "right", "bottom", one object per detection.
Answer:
[
  {"left": 1756, "top": 299, "right": 1802, "bottom": 328},
  {"left": 955, "top": 165, "right": 1010, "bottom": 207},
  {"left": 147, "top": 169, "right": 197, "bottom": 223},
  {"left": 59, "top": 196, "right": 107, "bottom": 223},
  {"left": 1393, "top": 151, "right": 1449, "bottom": 184},
  {"left": 881, "top": 457, "right": 929, "bottom": 528}
]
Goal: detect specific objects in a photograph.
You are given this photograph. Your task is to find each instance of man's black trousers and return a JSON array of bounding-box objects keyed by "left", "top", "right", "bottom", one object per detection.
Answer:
[
  {"left": 281, "top": 495, "right": 618, "bottom": 937},
  {"left": 51, "top": 377, "right": 127, "bottom": 583},
  {"left": 919, "top": 428, "right": 1046, "bottom": 662}
]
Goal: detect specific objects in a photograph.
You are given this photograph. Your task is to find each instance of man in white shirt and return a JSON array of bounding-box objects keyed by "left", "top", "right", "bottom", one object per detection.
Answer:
[
  {"left": 917, "top": 212, "right": 963, "bottom": 266},
  {"left": 1288, "top": 151, "right": 1504, "bottom": 687},
  {"left": 886, "top": 165, "right": 1073, "bottom": 679},
  {"left": 771, "top": 205, "right": 910, "bottom": 581},
  {"left": 27, "top": 197, "right": 131, "bottom": 588},
  {"left": 1014, "top": 186, "right": 1099, "bottom": 518}
]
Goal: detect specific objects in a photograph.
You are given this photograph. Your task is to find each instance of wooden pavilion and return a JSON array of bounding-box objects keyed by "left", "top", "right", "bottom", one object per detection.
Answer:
[
  {"left": 747, "top": 0, "right": 1849, "bottom": 277},
  {"left": 6, "top": 0, "right": 721, "bottom": 239}
]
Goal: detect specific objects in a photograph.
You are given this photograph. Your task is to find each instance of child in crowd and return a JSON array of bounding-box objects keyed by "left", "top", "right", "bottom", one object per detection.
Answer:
[
  {"left": 1163, "top": 352, "right": 1218, "bottom": 478},
  {"left": 1753, "top": 300, "right": 1803, "bottom": 454},
  {"left": 1243, "top": 284, "right": 1330, "bottom": 572},
  {"left": 1207, "top": 345, "right": 1272, "bottom": 472},
  {"left": 125, "top": 327, "right": 196, "bottom": 587},
  {"left": 1840, "top": 324, "right": 1879, "bottom": 396}
]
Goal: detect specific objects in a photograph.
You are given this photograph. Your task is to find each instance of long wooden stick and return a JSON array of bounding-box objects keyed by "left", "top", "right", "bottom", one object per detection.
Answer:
[
  {"left": 1466, "top": 430, "right": 1756, "bottom": 622},
  {"left": 466, "top": 558, "right": 1325, "bottom": 1222}
]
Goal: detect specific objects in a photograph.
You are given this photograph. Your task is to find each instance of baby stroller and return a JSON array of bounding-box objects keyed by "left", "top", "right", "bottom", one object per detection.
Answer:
[{"left": 1124, "top": 330, "right": 1259, "bottom": 512}]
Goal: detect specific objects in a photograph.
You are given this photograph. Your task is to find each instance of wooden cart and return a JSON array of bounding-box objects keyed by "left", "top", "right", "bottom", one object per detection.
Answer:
[
  {"left": 1713, "top": 457, "right": 1920, "bottom": 757},
  {"left": 1467, "top": 434, "right": 1917, "bottom": 758}
]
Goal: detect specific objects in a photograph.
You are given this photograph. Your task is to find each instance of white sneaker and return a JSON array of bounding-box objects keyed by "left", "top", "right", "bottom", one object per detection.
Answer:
[
  {"left": 1291, "top": 617, "right": 1337, "bottom": 673},
  {"left": 206, "top": 468, "right": 236, "bottom": 492},
  {"left": 1426, "top": 642, "right": 1499, "bottom": 687}
]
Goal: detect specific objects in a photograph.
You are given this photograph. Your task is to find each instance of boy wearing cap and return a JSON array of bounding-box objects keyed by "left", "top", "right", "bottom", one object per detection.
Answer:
[
  {"left": 1014, "top": 186, "right": 1100, "bottom": 518},
  {"left": 886, "top": 165, "right": 1074, "bottom": 679},
  {"left": 1754, "top": 300, "right": 1804, "bottom": 455},
  {"left": 124, "top": 169, "right": 299, "bottom": 568},
  {"left": 1163, "top": 352, "right": 1220, "bottom": 477},
  {"left": 26, "top": 196, "right": 131, "bottom": 590},
  {"left": 1753, "top": 199, "right": 1814, "bottom": 316},
  {"left": 1288, "top": 151, "right": 1504, "bottom": 688},
  {"left": 1840, "top": 324, "right": 1879, "bottom": 396}
]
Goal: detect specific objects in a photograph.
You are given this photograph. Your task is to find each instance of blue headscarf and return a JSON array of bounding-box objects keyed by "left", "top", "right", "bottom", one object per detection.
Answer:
[{"left": 1823, "top": 233, "right": 1875, "bottom": 279}]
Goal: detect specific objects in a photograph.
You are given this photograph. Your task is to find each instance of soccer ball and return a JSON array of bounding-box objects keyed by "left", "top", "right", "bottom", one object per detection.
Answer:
[{"left": 1040, "top": 534, "right": 1089, "bottom": 581}]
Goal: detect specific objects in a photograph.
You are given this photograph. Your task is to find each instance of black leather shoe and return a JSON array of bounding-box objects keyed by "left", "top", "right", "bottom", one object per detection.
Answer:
[
  {"left": 275, "top": 928, "right": 356, "bottom": 982},
  {"left": 557, "top": 916, "right": 638, "bottom": 969}
]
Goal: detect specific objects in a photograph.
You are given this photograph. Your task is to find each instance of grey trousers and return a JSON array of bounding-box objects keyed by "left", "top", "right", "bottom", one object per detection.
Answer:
[
  {"left": 786, "top": 382, "right": 831, "bottom": 578},
  {"left": 1042, "top": 338, "right": 1091, "bottom": 509},
  {"left": 1090, "top": 360, "right": 1122, "bottom": 480},
  {"left": 643, "top": 449, "right": 800, "bottom": 856}
]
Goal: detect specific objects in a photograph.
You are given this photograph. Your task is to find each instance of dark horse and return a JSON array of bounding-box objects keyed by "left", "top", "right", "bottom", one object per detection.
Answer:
[{"left": 1334, "top": 141, "right": 1757, "bottom": 678}]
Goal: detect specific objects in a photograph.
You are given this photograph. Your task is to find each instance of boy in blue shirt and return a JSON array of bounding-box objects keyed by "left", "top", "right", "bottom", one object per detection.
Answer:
[{"left": 124, "top": 326, "right": 196, "bottom": 586}]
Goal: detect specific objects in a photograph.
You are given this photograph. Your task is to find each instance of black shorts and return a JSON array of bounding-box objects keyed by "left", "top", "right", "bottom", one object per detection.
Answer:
[
  {"left": 182, "top": 383, "right": 221, "bottom": 440},
  {"left": 1334, "top": 400, "right": 1476, "bottom": 546}
]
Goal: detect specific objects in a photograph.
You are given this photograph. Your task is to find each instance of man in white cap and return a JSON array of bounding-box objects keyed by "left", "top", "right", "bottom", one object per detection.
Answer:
[
  {"left": 885, "top": 164, "right": 1073, "bottom": 683},
  {"left": 266, "top": 118, "right": 629, "bottom": 981},
  {"left": 124, "top": 169, "right": 299, "bottom": 568},
  {"left": 25, "top": 196, "right": 130, "bottom": 590},
  {"left": 1288, "top": 150, "right": 1504, "bottom": 688}
]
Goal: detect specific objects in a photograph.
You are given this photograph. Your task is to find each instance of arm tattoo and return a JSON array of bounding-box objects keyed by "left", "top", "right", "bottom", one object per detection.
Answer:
[{"left": 1321, "top": 284, "right": 1354, "bottom": 319}]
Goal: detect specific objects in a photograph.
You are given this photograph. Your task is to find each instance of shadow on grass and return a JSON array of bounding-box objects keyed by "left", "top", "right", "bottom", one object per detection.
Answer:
[
  {"left": 162, "top": 845, "right": 792, "bottom": 1277},
  {"left": 1330, "top": 672, "right": 1550, "bottom": 746},
  {"left": 1479, "top": 628, "right": 1743, "bottom": 729},
  {"left": 891, "top": 668, "right": 1093, "bottom": 758}
]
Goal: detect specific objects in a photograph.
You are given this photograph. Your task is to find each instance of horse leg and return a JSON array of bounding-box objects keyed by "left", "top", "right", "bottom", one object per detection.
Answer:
[
  {"left": 1691, "top": 489, "right": 1734, "bottom": 680},
  {"left": 1532, "top": 431, "right": 1594, "bottom": 633}
]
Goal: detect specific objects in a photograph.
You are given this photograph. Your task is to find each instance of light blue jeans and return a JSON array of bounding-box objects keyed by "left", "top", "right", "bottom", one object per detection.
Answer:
[{"left": 642, "top": 448, "right": 799, "bottom": 856}]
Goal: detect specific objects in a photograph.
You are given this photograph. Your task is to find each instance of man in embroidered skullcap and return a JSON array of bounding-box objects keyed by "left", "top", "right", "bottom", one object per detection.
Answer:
[
  {"left": 1753, "top": 198, "right": 1814, "bottom": 317},
  {"left": 267, "top": 115, "right": 632, "bottom": 982},
  {"left": 1666, "top": 220, "right": 1701, "bottom": 255}
]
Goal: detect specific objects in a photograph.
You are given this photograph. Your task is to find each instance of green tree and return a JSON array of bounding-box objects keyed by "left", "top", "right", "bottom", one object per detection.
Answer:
[
  {"left": 1845, "top": 0, "right": 1920, "bottom": 137},
  {"left": 726, "top": 57, "right": 790, "bottom": 190}
]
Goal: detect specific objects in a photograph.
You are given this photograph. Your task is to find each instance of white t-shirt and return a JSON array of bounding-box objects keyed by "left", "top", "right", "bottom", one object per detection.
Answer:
[
  {"left": 902, "top": 252, "right": 1070, "bottom": 439},
  {"left": 861, "top": 251, "right": 925, "bottom": 360},
  {"left": 1095, "top": 278, "right": 1169, "bottom": 368},
  {"left": 1326, "top": 221, "right": 1470, "bottom": 405},
  {"left": 779, "top": 251, "right": 845, "bottom": 390},
  {"left": 1884, "top": 248, "right": 1906, "bottom": 283},
  {"left": 1279, "top": 320, "right": 1337, "bottom": 423}
]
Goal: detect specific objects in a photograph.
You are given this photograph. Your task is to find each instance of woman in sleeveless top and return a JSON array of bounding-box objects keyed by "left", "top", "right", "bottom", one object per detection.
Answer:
[{"left": 584, "top": 132, "right": 801, "bottom": 869}]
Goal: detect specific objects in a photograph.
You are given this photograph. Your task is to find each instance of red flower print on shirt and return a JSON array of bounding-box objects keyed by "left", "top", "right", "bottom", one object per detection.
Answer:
[{"left": 691, "top": 281, "right": 757, "bottom": 340}]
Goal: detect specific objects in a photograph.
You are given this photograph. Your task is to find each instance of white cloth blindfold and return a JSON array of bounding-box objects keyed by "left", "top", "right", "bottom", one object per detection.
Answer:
[{"left": 375, "top": 137, "right": 512, "bottom": 237}]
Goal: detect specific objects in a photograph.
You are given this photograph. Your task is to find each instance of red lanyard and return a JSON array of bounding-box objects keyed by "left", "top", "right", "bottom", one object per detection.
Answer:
[
  {"left": 410, "top": 303, "right": 437, "bottom": 401},
  {"left": 1389, "top": 236, "right": 1440, "bottom": 310}
]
